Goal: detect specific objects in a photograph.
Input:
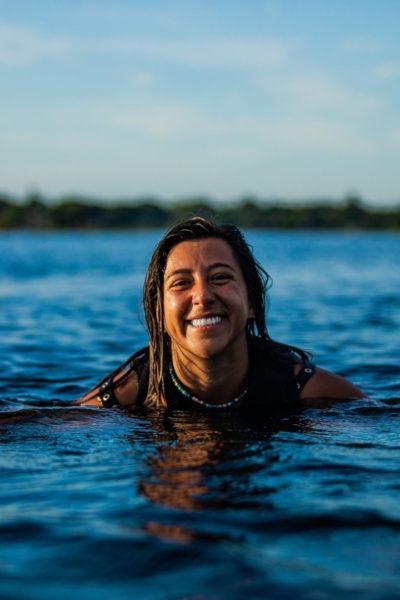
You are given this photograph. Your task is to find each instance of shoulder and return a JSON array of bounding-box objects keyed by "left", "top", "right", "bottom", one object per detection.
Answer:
[
  {"left": 77, "top": 367, "right": 140, "bottom": 408},
  {"left": 294, "top": 364, "right": 365, "bottom": 404},
  {"left": 249, "top": 336, "right": 365, "bottom": 405},
  {"left": 77, "top": 346, "right": 149, "bottom": 409}
]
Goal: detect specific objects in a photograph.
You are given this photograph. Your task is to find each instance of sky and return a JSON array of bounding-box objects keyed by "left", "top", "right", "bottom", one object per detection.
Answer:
[{"left": 0, "top": 0, "right": 399, "bottom": 205}]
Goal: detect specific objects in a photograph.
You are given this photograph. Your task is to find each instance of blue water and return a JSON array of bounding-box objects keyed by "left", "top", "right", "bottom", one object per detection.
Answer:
[{"left": 1, "top": 231, "right": 400, "bottom": 600}]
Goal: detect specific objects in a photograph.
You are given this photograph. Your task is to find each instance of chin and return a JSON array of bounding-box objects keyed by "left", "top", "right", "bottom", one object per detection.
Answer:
[{"left": 188, "top": 342, "right": 228, "bottom": 360}]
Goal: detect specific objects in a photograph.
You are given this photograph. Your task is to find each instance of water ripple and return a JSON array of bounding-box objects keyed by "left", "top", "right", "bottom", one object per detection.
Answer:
[{"left": 2, "top": 231, "right": 400, "bottom": 599}]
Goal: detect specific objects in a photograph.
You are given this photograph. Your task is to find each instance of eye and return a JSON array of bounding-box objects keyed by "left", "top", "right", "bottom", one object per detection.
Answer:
[
  {"left": 170, "top": 278, "right": 191, "bottom": 288},
  {"left": 210, "top": 272, "right": 233, "bottom": 283}
]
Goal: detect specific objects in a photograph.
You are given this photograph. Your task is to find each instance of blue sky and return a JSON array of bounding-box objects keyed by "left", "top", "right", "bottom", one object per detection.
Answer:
[{"left": 1, "top": 0, "right": 399, "bottom": 205}]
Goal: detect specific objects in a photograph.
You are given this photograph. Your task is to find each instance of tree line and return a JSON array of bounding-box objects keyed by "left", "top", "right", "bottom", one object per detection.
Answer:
[{"left": 1, "top": 191, "right": 399, "bottom": 230}]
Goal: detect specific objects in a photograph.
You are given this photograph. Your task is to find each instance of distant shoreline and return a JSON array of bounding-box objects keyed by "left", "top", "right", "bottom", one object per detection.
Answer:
[{"left": 1, "top": 194, "right": 399, "bottom": 230}]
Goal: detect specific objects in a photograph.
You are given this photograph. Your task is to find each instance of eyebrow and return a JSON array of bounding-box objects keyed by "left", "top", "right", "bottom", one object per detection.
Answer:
[{"left": 165, "top": 262, "right": 236, "bottom": 280}]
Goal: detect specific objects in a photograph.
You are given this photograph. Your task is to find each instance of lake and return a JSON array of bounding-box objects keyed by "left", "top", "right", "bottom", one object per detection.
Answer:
[{"left": 1, "top": 230, "right": 400, "bottom": 599}]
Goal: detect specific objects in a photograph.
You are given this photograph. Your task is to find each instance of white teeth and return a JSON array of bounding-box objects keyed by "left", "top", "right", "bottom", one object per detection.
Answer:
[{"left": 190, "top": 316, "right": 222, "bottom": 327}]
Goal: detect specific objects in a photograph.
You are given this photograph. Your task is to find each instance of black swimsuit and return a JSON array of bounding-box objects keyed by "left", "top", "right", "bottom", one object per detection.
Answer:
[{"left": 98, "top": 338, "right": 315, "bottom": 412}]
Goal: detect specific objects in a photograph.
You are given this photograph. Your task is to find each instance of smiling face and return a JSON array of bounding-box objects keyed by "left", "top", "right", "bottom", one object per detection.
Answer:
[{"left": 163, "top": 238, "right": 254, "bottom": 362}]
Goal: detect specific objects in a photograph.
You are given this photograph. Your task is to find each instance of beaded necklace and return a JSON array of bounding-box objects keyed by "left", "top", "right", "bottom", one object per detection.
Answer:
[{"left": 168, "top": 363, "right": 248, "bottom": 409}]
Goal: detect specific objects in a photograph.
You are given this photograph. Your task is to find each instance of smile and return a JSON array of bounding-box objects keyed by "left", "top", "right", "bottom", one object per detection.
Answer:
[{"left": 189, "top": 316, "right": 222, "bottom": 328}]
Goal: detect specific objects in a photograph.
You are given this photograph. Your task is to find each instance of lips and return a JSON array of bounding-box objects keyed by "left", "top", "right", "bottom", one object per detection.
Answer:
[{"left": 189, "top": 315, "right": 223, "bottom": 328}]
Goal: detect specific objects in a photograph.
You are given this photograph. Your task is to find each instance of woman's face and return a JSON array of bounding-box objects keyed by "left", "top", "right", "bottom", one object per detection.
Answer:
[{"left": 163, "top": 238, "right": 254, "bottom": 361}]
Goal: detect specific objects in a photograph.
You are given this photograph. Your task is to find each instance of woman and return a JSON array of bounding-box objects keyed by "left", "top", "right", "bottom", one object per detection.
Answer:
[{"left": 78, "top": 217, "right": 363, "bottom": 410}]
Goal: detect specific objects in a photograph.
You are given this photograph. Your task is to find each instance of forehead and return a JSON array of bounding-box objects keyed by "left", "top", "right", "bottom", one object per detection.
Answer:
[{"left": 165, "top": 238, "right": 240, "bottom": 272}]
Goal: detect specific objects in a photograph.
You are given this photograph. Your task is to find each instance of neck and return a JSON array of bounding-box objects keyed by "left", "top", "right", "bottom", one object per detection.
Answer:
[{"left": 170, "top": 344, "right": 249, "bottom": 405}]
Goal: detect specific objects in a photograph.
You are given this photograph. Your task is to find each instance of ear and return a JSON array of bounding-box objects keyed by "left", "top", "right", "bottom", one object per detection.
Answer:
[{"left": 248, "top": 304, "right": 255, "bottom": 319}]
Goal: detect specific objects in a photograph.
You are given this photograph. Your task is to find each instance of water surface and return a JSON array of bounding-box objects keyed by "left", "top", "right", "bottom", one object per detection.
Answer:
[{"left": 1, "top": 231, "right": 399, "bottom": 599}]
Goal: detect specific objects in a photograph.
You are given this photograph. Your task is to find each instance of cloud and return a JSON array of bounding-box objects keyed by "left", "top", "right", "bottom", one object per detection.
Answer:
[
  {"left": 0, "top": 24, "right": 70, "bottom": 66},
  {"left": 131, "top": 70, "right": 154, "bottom": 88},
  {"left": 117, "top": 38, "right": 295, "bottom": 69},
  {"left": 373, "top": 61, "right": 400, "bottom": 81},
  {"left": 257, "top": 71, "right": 381, "bottom": 116},
  {"left": 87, "top": 100, "right": 376, "bottom": 155},
  {"left": 90, "top": 102, "right": 230, "bottom": 137},
  {"left": 0, "top": 21, "right": 297, "bottom": 69},
  {"left": 269, "top": 119, "right": 372, "bottom": 153}
]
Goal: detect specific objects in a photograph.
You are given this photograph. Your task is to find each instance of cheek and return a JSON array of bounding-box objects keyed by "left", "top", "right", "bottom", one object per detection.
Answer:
[
  {"left": 163, "top": 293, "right": 181, "bottom": 332},
  {"left": 164, "top": 293, "right": 179, "bottom": 313}
]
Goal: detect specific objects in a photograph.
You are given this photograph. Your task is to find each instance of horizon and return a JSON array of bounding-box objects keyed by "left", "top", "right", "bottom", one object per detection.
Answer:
[
  {"left": 3, "top": 189, "right": 399, "bottom": 212},
  {"left": 1, "top": 1, "right": 399, "bottom": 206}
]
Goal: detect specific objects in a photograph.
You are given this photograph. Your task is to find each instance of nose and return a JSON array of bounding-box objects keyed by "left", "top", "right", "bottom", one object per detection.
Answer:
[{"left": 192, "top": 277, "right": 215, "bottom": 305}]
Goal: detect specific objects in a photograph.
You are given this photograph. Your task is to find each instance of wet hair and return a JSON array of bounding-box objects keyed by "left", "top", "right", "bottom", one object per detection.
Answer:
[{"left": 142, "top": 216, "right": 307, "bottom": 407}]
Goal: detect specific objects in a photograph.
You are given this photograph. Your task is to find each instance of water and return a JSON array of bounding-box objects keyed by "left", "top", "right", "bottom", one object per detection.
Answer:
[{"left": 1, "top": 231, "right": 399, "bottom": 600}]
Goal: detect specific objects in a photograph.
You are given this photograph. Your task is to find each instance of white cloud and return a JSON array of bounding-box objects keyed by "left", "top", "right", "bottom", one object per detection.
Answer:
[
  {"left": 0, "top": 24, "right": 70, "bottom": 66},
  {"left": 268, "top": 119, "right": 372, "bottom": 153},
  {"left": 0, "top": 21, "right": 297, "bottom": 69},
  {"left": 374, "top": 62, "right": 400, "bottom": 81},
  {"left": 92, "top": 102, "right": 229, "bottom": 137},
  {"left": 1, "top": 105, "right": 398, "bottom": 200},
  {"left": 86, "top": 100, "right": 376, "bottom": 156},
  {"left": 257, "top": 71, "right": 381, "bottom": 115},
  {"left": 131, "top": 70, "right": 154, "bottom": 88},
  {"left": 83, "top": 36, "right": 298, "bottom": 70},
  {"left": 125, "top": 38, "right": 294, "bottom": 69}
]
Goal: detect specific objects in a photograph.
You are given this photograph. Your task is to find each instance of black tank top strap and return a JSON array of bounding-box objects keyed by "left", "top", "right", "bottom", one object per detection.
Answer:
[
  {"left": 98, "top": 378, "right": 119, "bottom": 408},
  {"left": 294, "top": 360, "right": 316, "bottom": 394},
  {"left": 97, "top": 346, "right": 149, "bottom": 408}
]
